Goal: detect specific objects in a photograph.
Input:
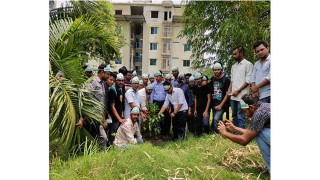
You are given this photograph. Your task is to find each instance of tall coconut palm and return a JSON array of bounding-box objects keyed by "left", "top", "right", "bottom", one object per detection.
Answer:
[{"left": 49, "top": 1, "right": 123, "bottom": 155}]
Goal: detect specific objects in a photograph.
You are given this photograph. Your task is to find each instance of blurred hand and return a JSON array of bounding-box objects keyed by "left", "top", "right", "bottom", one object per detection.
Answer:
[
  {"left": 215, "top": 105, "right": 222, "bottom": 111},
  {"left": 76, "top": 117, "right": 84, "bottom": 128}
]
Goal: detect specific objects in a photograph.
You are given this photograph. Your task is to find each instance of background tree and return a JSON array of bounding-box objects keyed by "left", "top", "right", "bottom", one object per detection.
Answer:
[
  {"left": 49, "top": 0, "right": 123, "bottom": 156},
  {"left": 179, "top": 1, "right": 270, "bottom": 73}
]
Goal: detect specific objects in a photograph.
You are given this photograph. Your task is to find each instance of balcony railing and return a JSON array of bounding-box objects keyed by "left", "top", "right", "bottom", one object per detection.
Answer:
[{"left": 134, "top": 56, "right": 142, "bottom": 62}]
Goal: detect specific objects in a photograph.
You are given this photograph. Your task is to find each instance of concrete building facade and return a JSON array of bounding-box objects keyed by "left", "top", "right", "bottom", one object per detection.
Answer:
[{"left": 107, "top": 0, "right": 196, "bottom": 75}]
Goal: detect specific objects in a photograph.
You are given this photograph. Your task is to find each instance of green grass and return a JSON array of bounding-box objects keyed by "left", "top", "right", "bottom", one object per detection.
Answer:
[{"left": 50, "top": 134, "right": 268, "bottom": 180}]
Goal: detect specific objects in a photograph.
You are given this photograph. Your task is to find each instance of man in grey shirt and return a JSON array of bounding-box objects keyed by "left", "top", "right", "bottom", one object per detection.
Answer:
[{"left": 251, "top": 40, "right": 271, "bottom": 103}]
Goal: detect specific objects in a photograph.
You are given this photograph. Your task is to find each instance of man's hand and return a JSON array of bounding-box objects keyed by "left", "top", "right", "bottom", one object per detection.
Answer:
[
  {"left": 170, "top": 112, "right": 175, "bottom": 118},
  {"left": 194, "top": 110, "right": 197, "bottom": 117},
  {"left": 188, "top": 109, "right": 192, "bottom": 116},
  {"left": 251, "top": 85, "right": 259, "bottom": 93},
  {"left": 218, "top": 121, "right": 227, "bottom": 136},
  {"left": 76, "top": 117, "right": 84, "bottom": 128},
  {"left": 119, "top": 118, "right": 127, "bottom": 124},
  {"left": 203, "top": 111, "right": 208, "bottom": 118},
  {"left": 224, "top": 120, "right": 236, "bottom": 132},
  {"left": 102, "top": 121, "right": 108, "bottom": 129},
  {"left": 215, "top": 105, "right": 222, "bottom": 111},
  {"left": 232, "top": 90, "right": 240, "bottom": 97}
]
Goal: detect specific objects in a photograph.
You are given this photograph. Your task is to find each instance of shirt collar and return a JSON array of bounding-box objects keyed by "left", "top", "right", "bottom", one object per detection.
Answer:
[{"left": 94, "top": 76, "right": 102, "bottom": 83}]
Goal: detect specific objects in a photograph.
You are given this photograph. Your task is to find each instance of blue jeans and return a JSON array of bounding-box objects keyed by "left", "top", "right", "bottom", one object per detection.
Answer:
[
  {"left": 256, "top": 128, "right": 270, "bottom": 173},
  {"left": 260, "top": 96, "right": 270, "bottom": 103},
  {"left": 211, "top": 107, "right": 224, "bottom": 133},
  {"left": 230, "top": 100, "right": 247, "bottom": 128}
]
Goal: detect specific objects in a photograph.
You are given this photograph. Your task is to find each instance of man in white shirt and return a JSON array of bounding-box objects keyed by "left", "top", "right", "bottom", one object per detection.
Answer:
[
  {"left": 158, "top": 81, "right": 188, "bottom": 140},
  {"left": 227, "top": 46, "right": 253, "bottom": 128},
  {"left": 123, "top": 77, "right": 140, "bottom": 117},
  {"left": 114, "top": 107, "right": 143, "bottom": 148},
  {"left": 138, "top": 83, "right": 154, "bottom": 121}
]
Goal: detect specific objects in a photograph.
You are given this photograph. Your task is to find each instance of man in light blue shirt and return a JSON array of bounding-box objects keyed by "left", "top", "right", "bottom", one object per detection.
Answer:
[
  {"left": 251, "top": 40, "right": 271, "bottom": 103},
  {"left": 159, "top": 81, "right": 188, "bottom": 140},
  {"left": 150, "top": 70, "right": 170, "bottom": 137},
  {"left": 150, "top": 71, "right": 166, "bottom": 103},
  {"left": 171, "top": 66, "right": 179, "bottom": 87}
]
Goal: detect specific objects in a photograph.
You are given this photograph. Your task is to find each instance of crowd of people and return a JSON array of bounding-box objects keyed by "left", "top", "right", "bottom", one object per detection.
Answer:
[{"left": 70, "top": 40, "right": 270, "bottom": 173}]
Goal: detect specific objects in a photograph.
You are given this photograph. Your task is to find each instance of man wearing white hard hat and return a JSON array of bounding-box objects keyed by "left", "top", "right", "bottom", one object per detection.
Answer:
[
  {"left": 138, "top": 83, "right": 154, "bottom": 123},
  {"left": 107, "top": 73, "right": 127, "bottom": 145},
  {"left": 114, "top": 107, "right": 143, "bottom": 148},
  {"left": 148, "top": 73, "right": 155, "bottom": 84},
  {"left": 150, "top": 70, "right": 171, "bottom": 137},
  {"left": 171, "top": 66, "right": 179, "bottom": 87},
  {"left": 158, "top": 81, "right": 188, "bottom": 140},
  {"left": 186, "top": 75, "right": 196, "bottom": 134},
  {"left": 209, "top": 62, "right": 231, "bottom": 133},
  {"left": 124, "top": 77, "right": 142, "bottom": 119},
  {"left": 193, "top": 72, "right": 212, "bottom": 135},
  {"left": 141, "top": 74, "right": 149, "bottom": 88}
]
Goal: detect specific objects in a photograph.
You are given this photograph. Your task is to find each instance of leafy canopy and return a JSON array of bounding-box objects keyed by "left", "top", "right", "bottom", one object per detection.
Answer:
[{"left": 179, "top": 1, "right": 270, "bottom": 73}]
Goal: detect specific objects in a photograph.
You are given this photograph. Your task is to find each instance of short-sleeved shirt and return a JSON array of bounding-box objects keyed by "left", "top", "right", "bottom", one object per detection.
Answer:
[
  {"left": 114, "top": 118, "right": 142, "bottom": 147},
  {"left": 124, "top": 88, "right": 140, "bottom": 119},
  {"left": 230, "top": 59, "right": 253, "bottom": 101},
  {"left": 162, "top": 87, "right": 188, "bottom": 111},
  {"left": 108, "top": 85, "right": 125, "bottom": 121},
  {"left": 210, "top": 75, "right": 230, "bottom": 107},
  {"left": 251, "top": 55, "right": 271, "bottom": 99},
  {"left": 193, "top": 84, "right": 211, "bottom": 111},
  {"left": 248, "top": 103, "right": 270, "bottom": 132}
]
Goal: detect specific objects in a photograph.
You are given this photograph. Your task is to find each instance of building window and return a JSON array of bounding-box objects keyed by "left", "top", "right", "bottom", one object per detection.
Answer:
[
  {"left": 163, "top": 25, "right": 171, "bottom": 37},
  {"left": 151, "top": 11, "right": 158, "bottom": 18},
  {"left": 184, "top": 44, "right": 191, "bottom": 51},
  {"left": 115, "top": 59, "right": 122, "bottom": 64},
  {"left": 150, "top": 59, "right": 157, "bottom": 65},
  {"left": 150, "top": 43, "right": 158, "bottom": 50},
  {"left": 163, "top": 41, "right": 171, "bottom": 54},
  {"left": 151, "top": 27, "right": 158, "bottom": 34},
  {"left": 183, "top": 60, "right": 190, "bottom": 67},
  {"left": 115, "top": 10, "right": 122, "bottom": 15},
  {"left": 164, "top": 11, "right": 172, "bottom": 21}
]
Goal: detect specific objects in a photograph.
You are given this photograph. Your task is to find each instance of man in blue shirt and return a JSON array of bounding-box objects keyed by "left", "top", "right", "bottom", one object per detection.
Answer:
[
  {"left": 251, "top": 40, "right": 271, "bottom": 103},
  {"left": 150, "top": 71, "right": 170, "bottom": 137},
  {"left": 171, "top": 66, "right": 179, "bottom": 87}
]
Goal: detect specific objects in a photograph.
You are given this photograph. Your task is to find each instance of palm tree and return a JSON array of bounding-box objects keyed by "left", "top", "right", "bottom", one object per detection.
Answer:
[{"left": 49, "top": 1, "right": 123, "bottom": 155}]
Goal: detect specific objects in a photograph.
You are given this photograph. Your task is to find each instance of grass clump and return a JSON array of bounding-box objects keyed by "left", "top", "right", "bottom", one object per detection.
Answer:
[{"left": 50, "top": 134, "right": 268, "bottom": 179}]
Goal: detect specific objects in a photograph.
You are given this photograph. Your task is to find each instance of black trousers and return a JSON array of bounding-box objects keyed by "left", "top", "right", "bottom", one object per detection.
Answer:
[
  {"left": 187, "top": 107, "right": 195, "bottom": 134},
  {"left": 172, "top": 110, "right": 187, "bottom": 140},
  {"left": 195, "top": 109, "right": 210, "bottom": 136},
  {"left": 154, "top": 100, "right": 171, "bottom": 136}
]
